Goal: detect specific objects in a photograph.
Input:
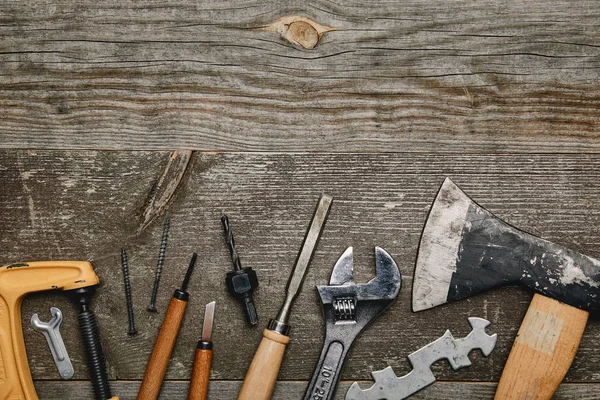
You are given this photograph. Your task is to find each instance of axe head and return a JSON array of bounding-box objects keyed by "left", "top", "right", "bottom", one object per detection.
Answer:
[{"left": 412, "top": 178, "right": 600, "bottom": 312}]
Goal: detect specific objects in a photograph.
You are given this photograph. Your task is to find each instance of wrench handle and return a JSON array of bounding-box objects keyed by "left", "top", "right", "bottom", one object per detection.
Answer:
[
  {"left": 237, "top": 329, "right": 290, "bottom": 400},
  {"left": 303, "top": 337, "right": 349, "bottom": 400}
]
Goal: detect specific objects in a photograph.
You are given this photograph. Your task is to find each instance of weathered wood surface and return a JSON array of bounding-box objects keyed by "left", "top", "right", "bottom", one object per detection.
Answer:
[
  {"left": 1, "top": 0, "right": 599, "bottom": 152},
  {"left": 2, "top": 151, "right": 600, "bottom": 399},
  {"left": 32, "top": 381, "right": 600, "bottom": 400}
]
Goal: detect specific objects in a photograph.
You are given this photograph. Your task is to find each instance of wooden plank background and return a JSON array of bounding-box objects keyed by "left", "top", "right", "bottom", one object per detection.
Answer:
[
  {"left": 1, "top": 0, "right": 599, "bottom": 399},
  {"left": 1, "top": 0, "right": 599, "bottom": 152}
]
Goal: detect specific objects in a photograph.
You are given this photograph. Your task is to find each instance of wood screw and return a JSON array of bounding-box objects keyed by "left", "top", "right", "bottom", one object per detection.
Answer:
[
  {"left": 148, "top": 215, "right": 170, "bottom": 312},
  {"left": 120, "top": 248, "right": 137, "bottom": 335}
]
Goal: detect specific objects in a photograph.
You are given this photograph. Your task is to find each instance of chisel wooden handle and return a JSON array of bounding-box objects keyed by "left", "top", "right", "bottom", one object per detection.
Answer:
[
  {"left": 188, "top": 343, "right": 213, "bottom": 400},
  {"left": 137, "top": 296, "right": 188, "bottom": 400},
  {"left": 237, "top": 329, "right": 290, "bottom": 400},
  {"left": 494, "top": 294, "right": 588, "bottom": 400}
]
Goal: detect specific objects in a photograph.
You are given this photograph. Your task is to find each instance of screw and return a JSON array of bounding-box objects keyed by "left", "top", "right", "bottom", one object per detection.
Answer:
[
  {"left": 121, "top": 248, "right": 137, "bottom": 335},
  {"left": 222, "top": 215, "right": 259, "bottom": 326},
  {"left": 148, "top": 215, "right": 170, "bottom": 312}
]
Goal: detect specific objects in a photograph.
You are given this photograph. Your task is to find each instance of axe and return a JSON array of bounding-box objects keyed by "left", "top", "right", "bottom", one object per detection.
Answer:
[{"left": 412, "top": 178, "right": 600, "bottom": 399}]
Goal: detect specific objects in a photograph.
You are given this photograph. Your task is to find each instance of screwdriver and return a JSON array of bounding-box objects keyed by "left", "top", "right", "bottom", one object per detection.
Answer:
[
  {"left": 137, "top": 253, "right": 198, "bottom": 400},
  {"left": 187, "top": 301, "right": 216, "bottom": 400},
  {"left": 237, "top": 194, "right": 333, "bottom": 400}
]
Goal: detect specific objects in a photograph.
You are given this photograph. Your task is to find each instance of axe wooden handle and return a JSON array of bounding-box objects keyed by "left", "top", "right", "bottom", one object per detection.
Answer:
[{"left": 495, "top": 294, "right": 588, "bottom": 400}]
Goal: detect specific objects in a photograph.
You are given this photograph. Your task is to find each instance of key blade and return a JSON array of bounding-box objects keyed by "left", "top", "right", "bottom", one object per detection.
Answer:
[
  {"left": 276, "top": 194, "right": 333, "bottom": 324},
  {"left": 330, "top": 246, "right": 354, "bottom": 285},
  {"left": 201, "top": 301, "right": 216, "bottom": 342}
]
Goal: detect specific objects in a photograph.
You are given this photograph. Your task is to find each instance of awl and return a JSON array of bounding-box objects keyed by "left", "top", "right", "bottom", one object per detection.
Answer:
[
  {"left": 137, "top": 253, "right": 198, "bottom": 400},
  {"left": 237, "top": 194, "right": 333, "bottom": 400}
]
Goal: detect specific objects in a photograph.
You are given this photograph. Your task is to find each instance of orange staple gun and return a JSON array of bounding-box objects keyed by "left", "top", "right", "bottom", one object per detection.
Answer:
[{"left": 0, "top": 261, "right": 118, "bottom": 400}]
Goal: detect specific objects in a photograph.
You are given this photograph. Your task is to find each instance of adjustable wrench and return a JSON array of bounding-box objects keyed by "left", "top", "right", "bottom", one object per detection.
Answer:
[
  {"left": 31, "top": 307, "right": 74, "bottom": 380},
  {"left": 303, "top": 247, "right": 401, "bottom": 400}
]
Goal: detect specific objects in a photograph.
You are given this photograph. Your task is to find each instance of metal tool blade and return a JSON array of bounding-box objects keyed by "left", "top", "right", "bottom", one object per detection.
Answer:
[
  {"left": 413, "top": 178, "right": 600, "bottom": 313},
  {"left": 202, "top": 301, "right": 216, "bottom": 342},
  {"left": 412, "top": 178, "right": 472, "bottom": 312},
  {"left": 329, "top": 246, "right": 354, "bottom": 285},
  {"left": 274, "top": 194, "right": 333, "bottom": 325}
]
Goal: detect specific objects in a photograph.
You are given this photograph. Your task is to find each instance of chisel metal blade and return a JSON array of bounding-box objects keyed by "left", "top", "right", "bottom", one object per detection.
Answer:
[{"left": 201, "top": 301, "right": 216, "bottom": 342}]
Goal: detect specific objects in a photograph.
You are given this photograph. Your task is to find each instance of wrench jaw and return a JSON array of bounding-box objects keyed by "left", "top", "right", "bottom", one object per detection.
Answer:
[
  {"left": 318, "top": 247, "right": 402, "bottom": 305},
  {"left": 303, "top": 247, "right": 401, "bottom": 400},
  {"left": 317, "top": 246, "right": 401, "bottom": 342},
  {"left": 329, "top": 246, "right": 355, "bottom": 286}
]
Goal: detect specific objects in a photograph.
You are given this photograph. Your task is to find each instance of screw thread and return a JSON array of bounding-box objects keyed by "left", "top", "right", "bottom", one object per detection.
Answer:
[
  {"left": 148, "top": 215, "right": 170, "bottom": 311},
  {"left": 120, "top": 248, "right": 137, "bottom": 335}
]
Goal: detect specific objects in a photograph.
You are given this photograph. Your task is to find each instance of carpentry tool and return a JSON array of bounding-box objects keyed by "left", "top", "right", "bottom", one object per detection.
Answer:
[
  {"left": 412, "top": 178, "right": 600, "bottom": 400},
  {"left": 187, "top": 301, "right": 216, "bottom": 400},
  {"left": 222, "top": 215, "right": 259, "bottom": 326},
  {"left": 31, "top": 307, "right": 74, "bottom": 380},
  {"left": 237, "top": 194, "right": 333, "bottom": 400},
  {"left": 345, "top": 317, "right": 497, "bottom": 400},
  {"left": 0, "top": 261, "right": 117, "bottom": 400},
  {"left": 304, "top": 246, "right": 401, "bottom": 400},
  {"left": 137, "top": 253, "right": 198, "bottom": 400}
]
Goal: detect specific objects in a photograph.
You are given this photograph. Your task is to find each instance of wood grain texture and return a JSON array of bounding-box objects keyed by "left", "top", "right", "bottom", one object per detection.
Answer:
[
  {"left": 32, "top": 381, "right": 600, "bottom": 400},
  {"left": 495, "top": 295, "right": 589, "bottom": 400},
  {"left": 1, "top": 0, "right": 599, "bottom": 152},
  {"left": 1, "top": 150, "right": 600, "bottom": 399}
]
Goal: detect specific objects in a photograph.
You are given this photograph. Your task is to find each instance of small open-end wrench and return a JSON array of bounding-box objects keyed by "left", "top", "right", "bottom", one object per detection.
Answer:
[
  {"left": 303, "top": 246, "right": 401, "bottom": 400},
  {"left": 31, "top": 307, "right": 74, "bottom": 380}
]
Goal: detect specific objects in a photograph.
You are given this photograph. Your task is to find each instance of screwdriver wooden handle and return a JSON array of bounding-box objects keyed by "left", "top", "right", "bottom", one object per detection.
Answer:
[
  {"left": 237, "top": 329, "right": 290, "bottom": 400},
  {"left": 187, "top": 344, "right": 213, "bottom": 400},
  {"left": 137, "top": 296, "right": 188, "bottom": 400},
  {"left": 494, "top": 294, "right": 588, "bottom": 399}
]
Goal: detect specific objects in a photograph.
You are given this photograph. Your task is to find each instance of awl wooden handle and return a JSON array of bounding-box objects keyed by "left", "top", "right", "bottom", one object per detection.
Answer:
[
  {"left": 494, "top": 294, "right": 588, "bottom": 400},
  {"left": 187, "top": 345, "right": 213, "bottom": 400},
  {"left": 137, "top": 296, "right": 188, "bottom": 400},
  {"left": 237, "top": 329, "right": 290, "bottom": 400}
]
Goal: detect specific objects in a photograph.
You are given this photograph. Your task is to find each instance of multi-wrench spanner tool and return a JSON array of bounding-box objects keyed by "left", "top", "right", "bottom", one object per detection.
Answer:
[
  {"left": 303, "top": 246, "right": 401, "bottom": 400},
  {"left": 31, "top": 307, "right": 74, "bottom": 380},
  {"left": 345, "top": 317, "right": 497, "bottom": 400}
]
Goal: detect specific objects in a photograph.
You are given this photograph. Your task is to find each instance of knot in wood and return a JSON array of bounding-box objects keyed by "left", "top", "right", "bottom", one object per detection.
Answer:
[
  {"left": 263, "top": 16, "right": 338, "bottom": 50},
  {"left": 284, "top": 21, "right": 319, "bottom": 50}
]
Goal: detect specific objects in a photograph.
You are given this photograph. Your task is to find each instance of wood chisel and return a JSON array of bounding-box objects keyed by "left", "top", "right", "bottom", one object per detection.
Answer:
[
  {"left": 237, "top": 194, "right": 333, "bottom": 400},
  {"left": 137, "top": 253, "right": 198, "bottom": 400},
  {"left": 187, "top": 301, "right": 216, "bottom": 400}
]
